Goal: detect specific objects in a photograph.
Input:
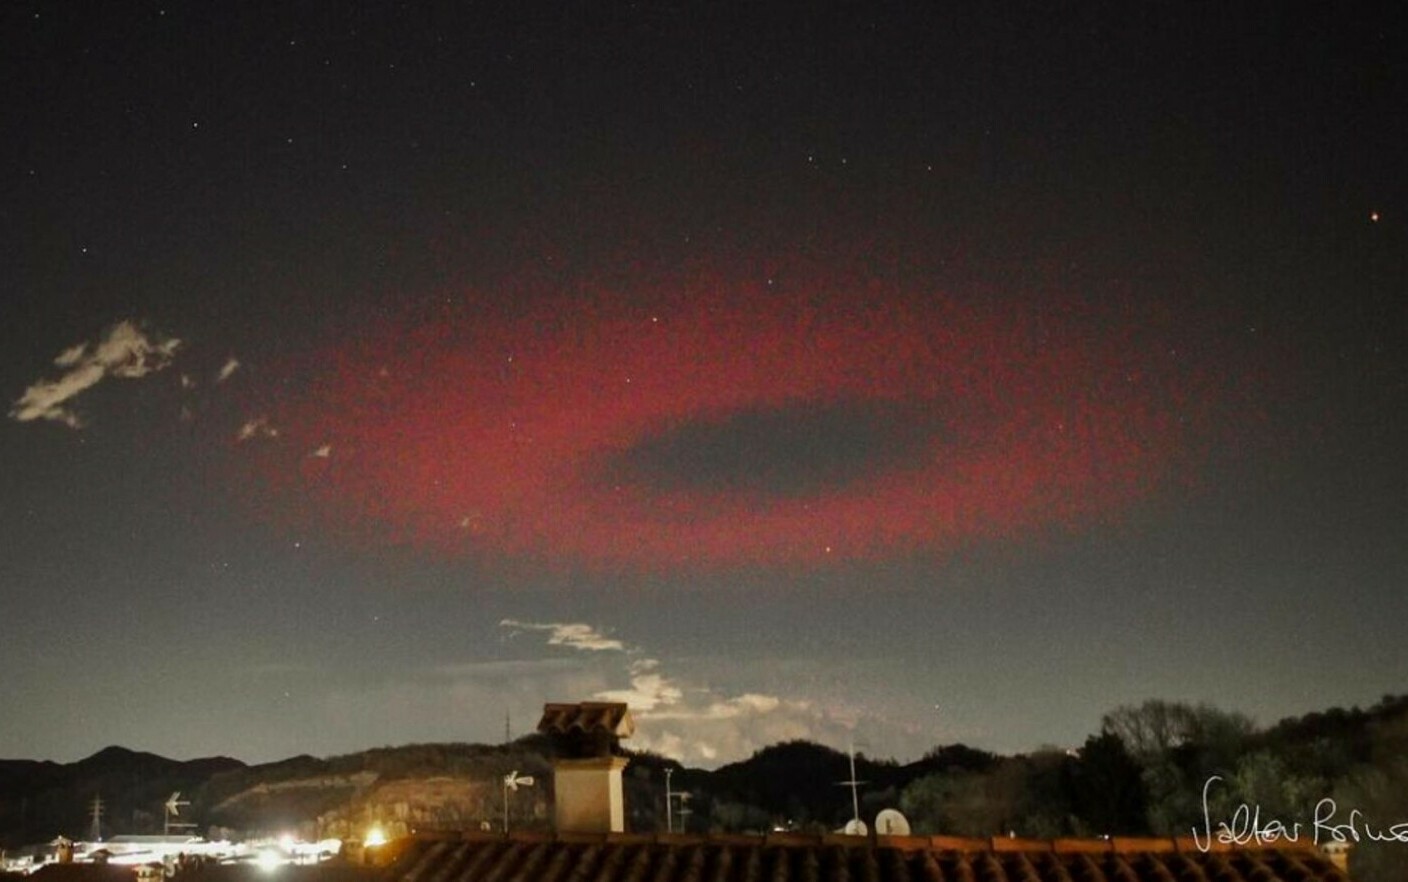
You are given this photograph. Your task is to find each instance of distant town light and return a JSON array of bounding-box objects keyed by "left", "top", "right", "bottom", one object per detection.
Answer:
[{"left": 365, "top": 827, "right": 387, "bottom": 848}]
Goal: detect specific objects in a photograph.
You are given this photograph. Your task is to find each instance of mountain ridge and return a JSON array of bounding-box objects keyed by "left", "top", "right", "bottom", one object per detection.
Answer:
[{"left": 4, "top": 695, "right": 1404, "bottom": 849}]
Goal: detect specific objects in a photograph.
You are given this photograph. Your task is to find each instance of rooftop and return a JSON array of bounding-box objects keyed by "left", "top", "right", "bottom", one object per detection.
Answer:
[{"left": 367, "top": 830, "right": 1350, "bottom": 882}]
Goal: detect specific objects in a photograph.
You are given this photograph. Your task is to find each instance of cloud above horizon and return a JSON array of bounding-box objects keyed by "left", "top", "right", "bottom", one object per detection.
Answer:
[
  {"left": 500, "top": 619, "right": 855, "bottom": 765},
  {"left": 499, "top": 619, "right": 626, "bottom": 652},
  {"left": 10, "top": 320, "right": 182, "bottom": 428}
]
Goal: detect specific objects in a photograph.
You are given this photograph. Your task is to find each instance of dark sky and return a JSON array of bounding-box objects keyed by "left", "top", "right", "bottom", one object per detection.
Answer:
[{"left": 3, "top": 3, "right": 1404, "bottom": 767}]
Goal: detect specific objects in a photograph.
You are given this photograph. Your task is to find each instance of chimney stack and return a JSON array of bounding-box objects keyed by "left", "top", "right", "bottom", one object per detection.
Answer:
[{"left": 537, "top": 702, "right": 635, "bottom": 833}]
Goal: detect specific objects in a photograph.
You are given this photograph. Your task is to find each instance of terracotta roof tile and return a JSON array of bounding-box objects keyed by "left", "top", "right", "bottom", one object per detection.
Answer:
[
  {"left": 1048, "top": 838, "right": 1111, "bottom": 855},
  {"left": 1111, "top": 838, "right": 1177, "bottom": 854},
  {"left": 366, "top": 833, "right": 1349, "bottom": 882},
  {"left": 991, "top": 836, "right": 1053, "bottom": 853}
]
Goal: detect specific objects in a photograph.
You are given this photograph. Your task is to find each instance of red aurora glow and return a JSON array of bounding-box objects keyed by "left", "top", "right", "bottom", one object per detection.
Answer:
[{"left": 234, "top": 265, "right": 1243, "bottom": 571}]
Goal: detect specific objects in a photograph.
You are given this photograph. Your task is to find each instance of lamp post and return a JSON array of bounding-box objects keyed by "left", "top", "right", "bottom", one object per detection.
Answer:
[{"left": 664, "top": 769, "right": 673, "bottom": 833}]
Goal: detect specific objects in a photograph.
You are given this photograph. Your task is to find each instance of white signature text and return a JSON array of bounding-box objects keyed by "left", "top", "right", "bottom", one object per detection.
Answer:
[{"left": 1193, "top": 775, "right": 1408, "bottom": 851}]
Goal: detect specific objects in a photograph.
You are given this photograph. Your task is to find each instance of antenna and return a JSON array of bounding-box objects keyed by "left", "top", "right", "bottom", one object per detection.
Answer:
[
  {"left": 89, "top": 795, "right": 104, "bottom": 842},
  {"left": 664, "top": 768, "right": 690, "bottom": 833},
  {"left": 664, "top": 768, "right": 673, "bottom": 833},
  {"left": 834, "top": 741, "right": 867, "bottom": 832},
  {"left": 164, "top": 792, "right": 195, "bottom": 835},
  {"left": 674, "top": 793, "right": 693, "bottom": 832},
  {"left": 501, "top": 770, "right": 535, "bottom": 833}
]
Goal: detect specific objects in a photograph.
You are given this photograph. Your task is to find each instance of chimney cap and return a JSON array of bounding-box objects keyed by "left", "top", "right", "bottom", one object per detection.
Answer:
[{"left": 538, "top": 702, "right": 635, "bottom": 739}]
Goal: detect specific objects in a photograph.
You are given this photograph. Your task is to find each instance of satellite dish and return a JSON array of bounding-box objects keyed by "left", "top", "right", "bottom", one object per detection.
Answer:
[
  {"left": 874, "top": 809, "right": 911, "bottom": 836},
  {"left": 843, "top": 818, "right": 868, "bottom": 836}
]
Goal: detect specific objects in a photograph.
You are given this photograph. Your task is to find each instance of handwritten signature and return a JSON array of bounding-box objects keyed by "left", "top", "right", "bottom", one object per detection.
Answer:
[{"left": 1193, "top": 775, "right": 1408, "bottom": 851}]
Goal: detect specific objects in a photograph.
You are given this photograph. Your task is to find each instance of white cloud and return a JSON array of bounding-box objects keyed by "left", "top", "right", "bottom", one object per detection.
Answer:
[
  {"left": 10, "top": 320, "right": 182, "bottom": 428},
  {"left": 236, "top": 416, "right": 280, "bottom": 442},
  {"left": 500, "top": 620, "right": 857, "bottom": 766},
  {"left": 594, "top": 659, "right": 684, "bottom": 711},
  {"left": 499, "top": 619, "right": 625, "bottom": 652},
  {"left": 311, "top": 444, "right": 332, "bottom": 458},
  {"left": 646, "top": 692, "right": 782, "bottom": 721},
  {"left": 216, "top": 357, "right": 241, "bottom": 383},
  {"left": 631, "top": 692, "right": 853, "bottom": 766}
]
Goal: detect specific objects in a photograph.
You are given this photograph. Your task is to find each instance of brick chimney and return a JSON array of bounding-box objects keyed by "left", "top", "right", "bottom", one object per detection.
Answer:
[{"left": 537, "top": 702, "right": 635, "bottom": 833}]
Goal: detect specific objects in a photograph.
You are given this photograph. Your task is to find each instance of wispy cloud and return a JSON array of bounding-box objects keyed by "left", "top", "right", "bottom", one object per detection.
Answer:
[
  {"left": 216, "top": 357, "right": 241, "bottom": 383},
  {"left": 10, "top": 320, "right": 182, "bottom": 428},
  {"left": 430, "top": 658, "right": 586, "bottom": 678},
  {"left": 499, "top": 619, "right": 626, "bottom": 652}
]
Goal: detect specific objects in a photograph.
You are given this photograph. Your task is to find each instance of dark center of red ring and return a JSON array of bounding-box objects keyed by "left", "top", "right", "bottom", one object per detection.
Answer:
[{"left": 591, "top": 399, "right": 946, "bottom": 502}]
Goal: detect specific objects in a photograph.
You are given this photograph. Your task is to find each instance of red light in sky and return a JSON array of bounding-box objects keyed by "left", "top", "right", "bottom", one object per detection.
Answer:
[{"left": 231, "top": 259, "right": 1248, "bottom": 573}]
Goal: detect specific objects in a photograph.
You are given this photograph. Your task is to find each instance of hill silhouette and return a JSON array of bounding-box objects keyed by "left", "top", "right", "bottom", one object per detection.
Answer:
[{"left": 3, "top": 695, "right": 1405, "bottom": 849}]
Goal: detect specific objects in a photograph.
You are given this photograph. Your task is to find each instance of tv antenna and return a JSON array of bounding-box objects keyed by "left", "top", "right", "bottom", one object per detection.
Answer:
[
  {"left": 88, "top": 795, "right": 104, "bottom": 842},
  {"left": 664, "top": 768, "right": 690, "bottom": 833},
  {"left": 835, "top": 741, "right": 868, "bottom": 835},
  {"left": 674, "top": 792, "right": 693, "bottom": 832},
  {"left": 501, "top": 770, "right": 535, "bottom": 833},
  {"left": 164, "top": 792, "right": 196, "bottom": 835}
]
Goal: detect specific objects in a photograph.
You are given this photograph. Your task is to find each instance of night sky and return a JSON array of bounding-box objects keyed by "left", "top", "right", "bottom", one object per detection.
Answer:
[{"left": 3, "top": 3, "right": 1404, "bottom": 768}]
